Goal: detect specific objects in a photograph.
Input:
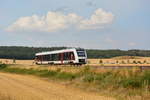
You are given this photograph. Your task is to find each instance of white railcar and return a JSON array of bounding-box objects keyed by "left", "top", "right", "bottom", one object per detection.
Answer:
[{"left": 35, "top": 48, "right": 87, "bottom": 65}]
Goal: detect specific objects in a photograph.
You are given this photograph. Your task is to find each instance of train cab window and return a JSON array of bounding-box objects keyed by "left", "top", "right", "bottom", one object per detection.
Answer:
[
  {"left": 76, "top": 49, "right": 86, "bottom": 57},
  {"left": 77, "top": 51, "right": 85, "bottom": 57}
]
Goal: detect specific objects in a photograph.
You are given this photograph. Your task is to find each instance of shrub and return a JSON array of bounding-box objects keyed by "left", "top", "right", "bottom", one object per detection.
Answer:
[
  {"left": 56, "top": 72, "right": 76, "bottom": 80},
  {"left": 127, "top": 60, "right": 130, "bottom": 64},
  {"left": 56, "top": 68, "right": 61, "bottom": 72},
  {"left": 83, "top": 73, "right": 95, "bottom": 83},
  {"left": 121, "top": 61, "right": 126, "bottom": 64},
  {"left": 133, "top": 60, "right": 137, "bottom": 64},
  {"left": 137, "top": 61, "right": 142, "bottom": 64},
  {"left": 143, "top": 60, "right": 147, "bottom": 64},
  {"left": 141, "top": 71, "right": 150, "bottom": 85},
  {"left": 121, "top": 77, "right": 142, "bottom": 88},
  {"left": 36, "top": 70, "right": 57, "bottom": 77},
  {"left": 99, "top": 60, "right": 103, "bottom": 64},
  {"left": 80, "top": 66, "right": 91, "bottom": 75},
  {"left": 87, "top": 61, "right": 91, "bottom": 64},
  {"left": 0, "top": 64, "right": 7, "bottom": 69},
  {"left": 116, "top": 60, "right": 119, "bottom": 64}
]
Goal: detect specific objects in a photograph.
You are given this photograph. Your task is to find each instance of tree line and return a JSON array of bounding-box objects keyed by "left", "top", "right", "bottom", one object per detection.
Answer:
[{"left": 0, "top": 46, "right": 150, "bottom": 60}]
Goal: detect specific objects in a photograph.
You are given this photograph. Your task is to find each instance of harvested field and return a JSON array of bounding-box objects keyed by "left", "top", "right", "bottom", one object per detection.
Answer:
[
  {"left": 0, "top": 59, "right": 33, "bottom": 65},
  {"left": 87, "top": 57, "right": 150, "bottom": 66},
  {"left": 1, "top": 56, "right": 150, "bottom": 66},
  {"left": 1, "top": 57, "right": 150, "bottom": 74}
]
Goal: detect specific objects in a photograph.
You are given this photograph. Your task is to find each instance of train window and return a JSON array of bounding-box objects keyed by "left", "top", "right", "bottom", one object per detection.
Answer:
[
  {"left": 55, "top": 54, "right": 59, "bottom": 61},
  {"left": 43, "top": 55, "right": 45, "bottom": 61},
  {"left": 37, "top": 55, "right": 42, "bottom": 61},
  {"left": 45, "top": 55, "right": 50, "bottom": 61},
  {"left": 49, "top": 54, "right": 52, "bottom": 61},
  {"left": 77, "top": 51, "right": 85, "bottom": 57},
  {"left": 36, "top": 52, "right": 75, "bottom": 61},
  {"left": 63, "top": 52, "right": 68, "bottom": 60},
  {"left": 63, "top": 52, "right": 75, "bottom": 60},
  {"left": 51, "top": 54, "right": 59, "bottom": 61},
  {"left": 58, "top": 53, "right": 62, "bottom": 60}
]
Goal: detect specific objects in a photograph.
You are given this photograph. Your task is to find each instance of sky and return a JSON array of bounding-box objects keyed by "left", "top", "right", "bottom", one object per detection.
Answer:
[{"left": 0, "top": 0, "right": 150, "bottom": 50}]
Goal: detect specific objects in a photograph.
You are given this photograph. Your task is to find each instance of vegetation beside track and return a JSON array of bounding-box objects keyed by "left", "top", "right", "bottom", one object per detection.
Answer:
[{"left": 0, "top": 64, "right": 150, "bottom": 100}]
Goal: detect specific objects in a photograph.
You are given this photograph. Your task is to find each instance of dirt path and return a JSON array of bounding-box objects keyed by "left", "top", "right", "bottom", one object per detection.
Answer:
[{"left": 0, "top": 72, "right": 115, "bottom": 100}]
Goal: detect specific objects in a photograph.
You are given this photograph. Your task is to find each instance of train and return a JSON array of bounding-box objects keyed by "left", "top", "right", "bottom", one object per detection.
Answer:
[{"left": 35, "top": 48, "right": 87, "bottom": 65}]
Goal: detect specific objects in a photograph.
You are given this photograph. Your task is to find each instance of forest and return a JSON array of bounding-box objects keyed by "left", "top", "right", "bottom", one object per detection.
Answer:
[{"left": 0, "top": 46, "right": 150, "bottom": 60}]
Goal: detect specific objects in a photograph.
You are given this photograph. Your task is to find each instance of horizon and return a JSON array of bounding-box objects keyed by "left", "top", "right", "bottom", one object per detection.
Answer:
[
  {"left": 0, "top": 0, "right": 149, "bottom": 50},
  {"left": 0, "top": 45, "right": 150, "bottom": 51}
]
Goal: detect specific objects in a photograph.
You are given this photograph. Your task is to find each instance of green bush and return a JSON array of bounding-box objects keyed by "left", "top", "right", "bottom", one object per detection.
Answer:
[
  {"left": 83, "top": 73, "right": 95, "bottom": 83},
  {"left": 56, "top": 72, "right": 76, "bottom": 80},
  {"left": 141, "top": 71, "right": 150, "bottom": 85},
  {"left": 121, "top": 77, "right": 142, "bottom": 88},
  {"left": 133, "top": 60, "right": 137, "bottom": 64},
  {"left": 0, "top": 64, "right": 7, "bottom": 69},
  {"left": 99, "top": 60, "right": 103, "bottom": 64},
  {"left": 35, "top": 70, "right": 57, "bottom": 77}
]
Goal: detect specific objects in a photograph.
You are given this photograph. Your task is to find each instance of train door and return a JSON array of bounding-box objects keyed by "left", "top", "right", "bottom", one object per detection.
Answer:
[
  {"left": 70, "top": 52, "right": 75, "bottom": 60},
  {"left": 60, "top": 53, "right": 64, "bottom": 64}
]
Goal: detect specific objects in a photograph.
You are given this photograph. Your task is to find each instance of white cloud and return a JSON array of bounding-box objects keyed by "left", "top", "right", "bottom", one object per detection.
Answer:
[
  {"left": 128, "top": 42, "right": 136, "bottom": 46},
  {"left": 105, "top": 37, "right": 114, "bottom": 43},
  {"left": 79, "top": 9, "right": 114, "bottom": 29},
  {"left": 6, "top": 8, "right": 114, "bottom": 32}
]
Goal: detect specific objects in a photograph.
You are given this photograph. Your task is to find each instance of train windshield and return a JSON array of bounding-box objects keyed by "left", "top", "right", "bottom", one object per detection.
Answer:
[{"left": 76, "top": 49, "right": 86, "bottom": 57}]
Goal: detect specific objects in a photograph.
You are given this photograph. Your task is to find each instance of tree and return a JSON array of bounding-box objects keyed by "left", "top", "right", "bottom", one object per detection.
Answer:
[
  {"left": 121, "top": 60, "right": 126, "bottom": 64},
  {"left": 133, "top": 60, "right": 137, "bottom": 64},
  {"left": 99, "top": 60, "right": 103, "bottom": 64},
  {"left": 116, "top": 60, "right": 119, "bottom": 64},
  {"left": 143, "top": 60, "right": 147, "bottom": 64}
]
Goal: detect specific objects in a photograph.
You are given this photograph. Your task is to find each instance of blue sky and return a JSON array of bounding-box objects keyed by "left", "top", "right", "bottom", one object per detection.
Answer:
[{"left": 0, "top": 0, "right": 150, "bottom": 49}]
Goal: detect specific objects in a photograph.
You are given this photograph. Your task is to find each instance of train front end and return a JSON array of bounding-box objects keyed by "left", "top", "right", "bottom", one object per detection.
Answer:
[{"left": 75, "top": 49, "right": 87, "bottom": 64}]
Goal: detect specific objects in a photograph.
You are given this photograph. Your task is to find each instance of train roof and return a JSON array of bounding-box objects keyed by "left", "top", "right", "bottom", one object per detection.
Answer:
[{"left": 35, "top": 48, "right": 85, "bottom": 56}]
